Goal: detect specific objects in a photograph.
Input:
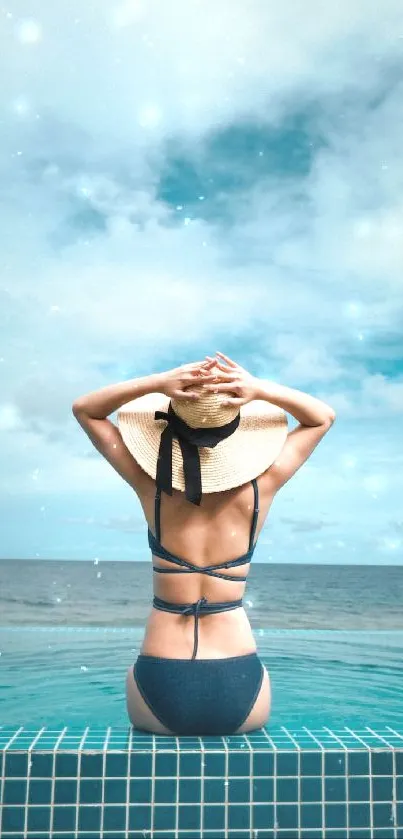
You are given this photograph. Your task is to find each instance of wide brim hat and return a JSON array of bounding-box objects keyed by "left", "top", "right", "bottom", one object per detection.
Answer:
[{"left": 117, "top": 384, "right": 288, "bottom": 496}]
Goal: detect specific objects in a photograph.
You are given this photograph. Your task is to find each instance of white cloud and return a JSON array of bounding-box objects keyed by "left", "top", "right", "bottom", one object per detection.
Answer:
[
  {"left": 321, "top": 374, "right": 403, "bottom": 418},
  {"left": 1, "top": 0, "right": 402, "bottom": 562}
]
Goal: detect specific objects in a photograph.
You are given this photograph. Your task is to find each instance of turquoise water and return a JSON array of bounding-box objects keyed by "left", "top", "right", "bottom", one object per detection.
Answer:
[{"left": 1, "top": 627, "right": 402, "bottom": 729}]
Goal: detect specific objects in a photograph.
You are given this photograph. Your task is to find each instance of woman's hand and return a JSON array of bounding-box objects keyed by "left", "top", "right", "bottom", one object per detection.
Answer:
[
  {"left": 158, "top": 359, "right": 218, "bottom": 401},
  {"left": 201, "top": 351, "right": 261, "bottom": 406}
]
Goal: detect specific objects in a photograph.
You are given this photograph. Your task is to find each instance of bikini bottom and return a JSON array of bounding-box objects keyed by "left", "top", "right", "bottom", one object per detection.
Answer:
[{"left": 132, "top": 652, "right": 264, "bottom": 735}]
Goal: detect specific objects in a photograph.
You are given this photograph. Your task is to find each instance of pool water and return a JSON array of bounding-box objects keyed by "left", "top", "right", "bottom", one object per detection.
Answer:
[{"left": 0, "top": 628, "right": 402, "bottom": 729}]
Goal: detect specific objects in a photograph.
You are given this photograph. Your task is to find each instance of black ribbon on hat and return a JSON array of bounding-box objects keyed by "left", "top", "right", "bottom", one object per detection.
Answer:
[{"left": 154, "top": 402, "right": 240, "bottom": 506}]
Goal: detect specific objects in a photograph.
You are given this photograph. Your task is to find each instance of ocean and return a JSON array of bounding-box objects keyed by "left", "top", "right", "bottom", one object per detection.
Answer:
[{"left": 1, "top": 559, "right": 402, "bottom": 629}]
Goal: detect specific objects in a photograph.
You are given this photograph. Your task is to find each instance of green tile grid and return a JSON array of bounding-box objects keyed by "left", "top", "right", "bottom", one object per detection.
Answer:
[{"left": 0, "top": 725, "right": 402, "bottom": 838}]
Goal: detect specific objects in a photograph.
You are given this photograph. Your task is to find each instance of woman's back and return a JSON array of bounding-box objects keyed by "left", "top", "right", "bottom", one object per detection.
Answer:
[{"left": 136, "top": 469, "right": 276, "bottom": 660}]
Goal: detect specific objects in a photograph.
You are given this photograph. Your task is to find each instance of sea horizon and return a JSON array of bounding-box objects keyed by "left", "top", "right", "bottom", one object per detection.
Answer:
[{"left": 1, "top": 559, "right": 402, "bottom": 630}]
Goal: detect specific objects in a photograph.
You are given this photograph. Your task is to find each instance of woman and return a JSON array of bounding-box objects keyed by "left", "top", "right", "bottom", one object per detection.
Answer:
[{"left": 72, "top": 351, "right": 335, "bottom": 734}]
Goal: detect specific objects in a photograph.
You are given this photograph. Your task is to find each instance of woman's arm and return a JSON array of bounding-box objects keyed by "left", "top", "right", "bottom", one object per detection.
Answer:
[
  {"left": 72, "top": 374, "right": 163, "bottom": 420},
  {"left": 71, "top": 361, "right": 217, "bottom": 495},
  {"left": 71, "top": 359, "right": 217, "bottom": 419},
  {"left": 256, "top": 380, "right": 336, "bottom": 426},
  {"left": 256, "top": 380, "right": 336, "bottom": 490},
  {"left": 203, "top": 352, "right": 336, "bottom": 491},
  {"left": 71, "top": 375, "right": 163, "bottom": 496}
]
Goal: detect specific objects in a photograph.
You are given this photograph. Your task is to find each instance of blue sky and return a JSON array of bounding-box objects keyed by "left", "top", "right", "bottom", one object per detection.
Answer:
[{"left": 1, "top": 1, "right": 402, "bottom": 564}]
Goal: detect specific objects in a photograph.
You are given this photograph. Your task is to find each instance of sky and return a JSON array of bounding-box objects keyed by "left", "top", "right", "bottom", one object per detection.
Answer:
[{"left": 1, "top": 0, "right": 402, "bottom": 564}]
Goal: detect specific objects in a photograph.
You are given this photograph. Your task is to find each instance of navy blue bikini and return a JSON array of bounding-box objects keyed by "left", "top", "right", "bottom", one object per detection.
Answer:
[{"left": 132, "top": 479, "right": 266, "bottom": 735}]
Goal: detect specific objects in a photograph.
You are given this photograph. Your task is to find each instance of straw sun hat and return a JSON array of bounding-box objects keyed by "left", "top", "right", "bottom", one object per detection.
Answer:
[{"left": 117, "top": 384, "right": 288, "bottom": 505}]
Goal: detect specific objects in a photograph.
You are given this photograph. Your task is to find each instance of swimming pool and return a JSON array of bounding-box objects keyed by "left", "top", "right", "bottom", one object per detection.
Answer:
[
  {"left": 1, "top": 628, "right": 402, "bottom": 838},
  {"left": 1, "top": 628, "right": 402, "bottom": 728}
]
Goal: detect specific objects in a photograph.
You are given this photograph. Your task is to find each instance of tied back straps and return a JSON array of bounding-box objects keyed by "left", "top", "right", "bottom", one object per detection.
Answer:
[
  {"left": 154, "top": 402, "right": 240, "bottom": 506},
  {"left": 153, "top": 595, "right": 243, "bottom": 660}
]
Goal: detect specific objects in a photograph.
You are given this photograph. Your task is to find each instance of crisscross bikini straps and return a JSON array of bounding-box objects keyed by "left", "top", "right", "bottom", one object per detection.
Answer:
[
  {"left": 154, "top": 478, "right": 259, "bottom": 553},
  {"left": 151, "top": 480, "right": 260, "bottom": 659}
]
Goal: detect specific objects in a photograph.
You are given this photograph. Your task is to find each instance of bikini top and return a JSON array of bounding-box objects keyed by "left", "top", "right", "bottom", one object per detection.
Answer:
[
  {"left": 147, "top": 479, "right": 260, "bottom": 659},
  {"left": 148, "top": 477, "right": 260, "bottom": 581}
]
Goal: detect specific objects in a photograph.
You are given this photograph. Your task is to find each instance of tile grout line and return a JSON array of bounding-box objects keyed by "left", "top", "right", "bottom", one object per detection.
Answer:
[
  {"left": 365, "top": 727, "right": 396, "bottom": 749},
  {"left": 391, "top": 748, "right": 397, "bottom": 839},
  {"left": 323, "top": 726, "right": 349, "bottom": 838},
  {"left": 223, "top": 736, "right": 229, "bottom": 839},
  {"left": 101, "top": 727, "right": 112, "bottom": 839},
  {"left": 150, "top": 734, "right": 156, "bottom": 839},
  {"left": 125, "top": 728, "right": 133, "bottom": 839},
  {"left": 22, "top": 727, "right": 46, "bottom": 839},
  {"left": 386, "top": 727, "right": 403, "bottom": 742},
  {"left": 281, "top": 728, "right": 302, "bottom": 839},
  {"left": 302, "top": 727, "right": 326, "bottom": 838},
  {"left": 243, "top": 735, "right": 254, "bottom": 839},
  {"left": 49, "top": 727, "right": 67, "bottom": 839},
  {"left": 199, "top": 735, "right": 205, "bottom": 838},
  {"left": 174, "top": 736, "right": 180, "bottom": 839},
  {"left": 74, "top": 727, "right": 89, "bottom": 839},
  {"left": 368, "top": 747, "right": 375, "bottom": 839},
  {"left": 261, "top": 728, "right": 278, "bottom": 838},
  {"left": 0, "top": 723, "right": 24, "bottom": 839},
  {"left": 344, "top": 727, "right": 372, "bottom": 749}
]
